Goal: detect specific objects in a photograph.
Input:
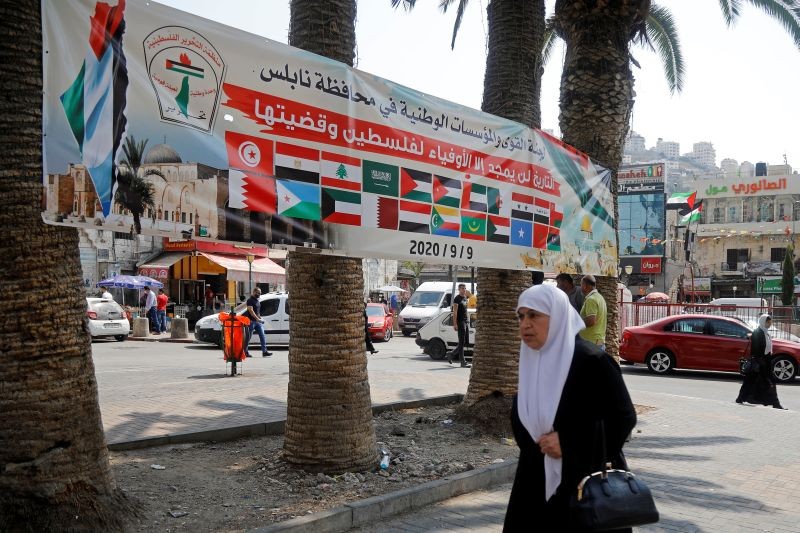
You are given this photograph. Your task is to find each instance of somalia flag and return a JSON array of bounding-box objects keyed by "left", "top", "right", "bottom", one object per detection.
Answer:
[{"left": 60, "top": 0, "right": 128, "bottom": 217}]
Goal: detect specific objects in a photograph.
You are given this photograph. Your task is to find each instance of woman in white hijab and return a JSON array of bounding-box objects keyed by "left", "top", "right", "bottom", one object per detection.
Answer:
[
  {"left": 736, "top": 314, "right": 785, "bottom": 409},
  {"left": 504, "top": 284, "right": 637, "bottom": 532}
]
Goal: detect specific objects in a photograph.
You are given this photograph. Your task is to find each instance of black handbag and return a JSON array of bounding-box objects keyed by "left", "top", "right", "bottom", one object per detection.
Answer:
[
  {"left": 738, "top": 338, "right": 757, "bottom": 375},
  {"left": 569, "top": 421, "right": 659, "bottom": 531}
]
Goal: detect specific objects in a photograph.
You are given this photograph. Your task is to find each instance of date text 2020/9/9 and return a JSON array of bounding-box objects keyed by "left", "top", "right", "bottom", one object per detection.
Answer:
[{"left": 409, "top": 240, "right": 474, "bottom": 260}]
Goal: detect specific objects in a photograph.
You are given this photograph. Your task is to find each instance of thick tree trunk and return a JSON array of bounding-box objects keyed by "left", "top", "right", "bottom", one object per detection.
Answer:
[
  {"left": 555, "top": 1, "right": 646, "bottom": 359},
  {"left": 283, "top": 0, "right": 377, "bottom": 472},
  {"left": 460, "top": 0, "right": 545, "bottom": 429},
  {"left": 0, "top": 1, "right": 136, "bottom": 529}
]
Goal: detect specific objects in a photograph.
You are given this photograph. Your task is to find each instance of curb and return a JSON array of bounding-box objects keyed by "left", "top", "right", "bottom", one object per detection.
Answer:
[
  {"left": 107, "top": 393, "right": 464, "bottom": 451},
  {"left": 247, "top": 459, "right": 517, "bottom": 533},
  {"left": 126, "top": 336, "right": 195, "bottom": 343}
]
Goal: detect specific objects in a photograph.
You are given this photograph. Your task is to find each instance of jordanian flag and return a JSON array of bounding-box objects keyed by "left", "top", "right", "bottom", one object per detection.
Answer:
[
  {"left": 666, "top": 191, "right": 697, "bottom": 211},
  {"left": 60, "top": 0, "right": 128, "bottom": 217},
  {"left": 679, "top": 204, "right": 703, "bottom": 225}
]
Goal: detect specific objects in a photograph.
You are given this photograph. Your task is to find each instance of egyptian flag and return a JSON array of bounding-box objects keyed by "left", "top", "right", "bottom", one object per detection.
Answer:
[
  {"left": 275, "top": 143, "right": 320, "bottom": 184},
  {"left": 60, "top": 0, "right": 128, "bottom": 217},
  {"left": 666, "top": 191, "right": 697, "bottom": 211},
  {"left": 432, "top": 175, "right": 461, "bottom": 208}
]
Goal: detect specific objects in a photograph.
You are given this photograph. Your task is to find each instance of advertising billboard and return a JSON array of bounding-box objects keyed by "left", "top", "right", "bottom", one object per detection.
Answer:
[
  {"left": 41, "top": 0, "right": 617, "bottom": 274},
  {"left": 617, "top": 163, "right": 665, "bottom": 273}
]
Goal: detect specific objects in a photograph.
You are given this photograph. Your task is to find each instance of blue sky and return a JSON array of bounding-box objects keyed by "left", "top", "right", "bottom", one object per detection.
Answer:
[{"left": 158, "top": 0, "right": 800, "bottom": 169}]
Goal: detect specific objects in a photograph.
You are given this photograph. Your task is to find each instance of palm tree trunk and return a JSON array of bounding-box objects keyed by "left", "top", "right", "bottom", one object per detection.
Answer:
[
  {"left": 460, "top": 0, "right": 545, "bottom": 428},
  {"left": 0, "top": 1, "right": 136, "bottom": 529},
  {"left": 555, "top": 1, "right": 645, "bottom": 360},
  {"left": 283, "top": 0, "right": 377, "bottom": 472}
]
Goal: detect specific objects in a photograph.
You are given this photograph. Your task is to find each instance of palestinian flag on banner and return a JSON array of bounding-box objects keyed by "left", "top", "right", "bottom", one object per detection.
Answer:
[
  {"left": 401, "top": 167, "right": 432, "bottom": 203},
  {"left": 666, "top": 191, "right": 697, "bottom": 211},
  {"left": 60, "top": 0, "right": 127, "bottom": 217},
  {"left": 679, "top": 203, "right": 703, "bottom": 225},
  {"left": 322, "top": 187, "right": 361, "bottom": 226}
]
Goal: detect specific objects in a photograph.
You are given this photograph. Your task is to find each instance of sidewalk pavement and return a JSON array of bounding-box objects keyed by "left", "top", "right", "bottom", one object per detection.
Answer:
[{"left": 349, "top": 389, "right": 800, "bottom": 532}]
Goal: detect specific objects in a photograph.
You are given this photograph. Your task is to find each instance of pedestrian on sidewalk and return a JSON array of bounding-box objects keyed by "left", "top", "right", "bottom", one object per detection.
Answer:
[
  {"left": 504, "top": 284, "right": 637, "bottom": 532},
  {"left": 364, "top": 303, "right": 378, "bottom": 355},
  {"left": 446, "top": 283, "right": 471, "bottom": 368},
  {"left": 143, "top": 286, "right": 158, "bottom": 334},
  {"left": 736, "top": 314, "right": 785, "bottom": 409},
  {"left": 244, "top": 288, "right": 272, "bottom": 358},
  {"left": 156, "top": 288, "right": 169, "bottom": 334}
]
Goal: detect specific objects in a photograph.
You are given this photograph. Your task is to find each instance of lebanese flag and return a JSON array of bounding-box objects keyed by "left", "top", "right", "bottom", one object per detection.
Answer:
[
  {"left": 228, "top": 170, "right": 277, "bottom": 213},
  {"left": 321, "top": 151, "right": 361, "bottom": 191},
  {"left": 361, "top": 193, "right": 398, "bottom": 230},
  {"left": 225, "top": 131, "right": 274, "bottom": 177}
]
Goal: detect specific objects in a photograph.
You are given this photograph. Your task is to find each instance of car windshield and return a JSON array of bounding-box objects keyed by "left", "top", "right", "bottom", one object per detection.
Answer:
[
  {"left": 88, "top": 299, "right": 124, "bottom": 319},
  {"left": 366, "top": 306, "right": 384, "bottom": 317},
  {"left": 408, "top": 291, "right": 444, "bottom": 306}
]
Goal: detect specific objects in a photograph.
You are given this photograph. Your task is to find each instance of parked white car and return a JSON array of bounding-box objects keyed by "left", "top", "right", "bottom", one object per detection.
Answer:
[
  {"left": 194, "top": 293, "right": 289, "bottom": 348},
  {"left": 415, "top": 308, "right": 477, "bottom": 360},
  {"left": 86, "top": 297, "right": 130, "bottom": 341}
]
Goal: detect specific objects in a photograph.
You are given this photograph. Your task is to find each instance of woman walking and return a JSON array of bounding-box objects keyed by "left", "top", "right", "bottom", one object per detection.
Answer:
[
  {"left": 504, "top": 285, "right": 637, "bottom": 531},
  {"left": 736, "top": 314, "right": 785, "bottom": 409}
]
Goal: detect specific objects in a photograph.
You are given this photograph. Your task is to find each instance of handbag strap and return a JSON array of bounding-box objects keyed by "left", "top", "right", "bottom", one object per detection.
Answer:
[{"left": 591, "top": 419, "right": 610, "bottom": 475}]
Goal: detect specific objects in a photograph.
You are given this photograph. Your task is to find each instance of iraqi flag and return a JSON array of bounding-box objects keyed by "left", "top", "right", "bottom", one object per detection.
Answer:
[
  {"left": 432, "top": 175, "right": 461, "bottom": 208},
  {"left": 361, "top": 193, "right": 398, "bottom": 230},
  {"left": 461, "top": 182, "right": 488, "bottom": 212},
  {"left": 511, "top": 192, "right": 534, "bottom": 221},
  {"left": 225, "top": 131, "right": 274, "bottom": 176},
  {"left": 533, "top": 198, "right": 550, "bottom": 225},
  {"left": 60, "top": 0, "right": 128, "bottom": 217},
  {"left": 322, "top": 187, "right": 361, "bottom": 226},
  {"left": 321, "top": 151, "right": 361, "bottom": 191},
  {"left": 275, "top": 143, "right": 320, "bottom": 184},
  {"left": 487, "top": 215, "right": 510, "bottom": 244},
  {"left": 430, "top": 205, "right": 460, "bottom": 237},
  {"left": 401, "top": 167, "right": 432, "bottom": 203},
  {"left": 277, "top": 179, "right": 320, "bottom": 220},
  {"left": 399, "top": 200, "right": 431, "bottom": 234},
  {"left": 666, "top": 191, "right": 697, "bottom": 211},
  {"left": 228, "top": 170, "right": 277, "bottom": 213}
]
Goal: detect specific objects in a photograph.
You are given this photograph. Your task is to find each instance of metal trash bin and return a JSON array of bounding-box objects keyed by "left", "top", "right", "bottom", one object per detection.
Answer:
[{"left": 219, "top": 308, "right": 250, "bottom": 376}]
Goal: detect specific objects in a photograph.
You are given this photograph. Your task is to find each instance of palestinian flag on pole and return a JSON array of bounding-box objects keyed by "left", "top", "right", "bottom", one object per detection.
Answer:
[
  {"left": 679, "top": 203, "right": 703, "bottom": 225},
  {"left": 666, "top": 191, "right": 697, "bottom": 211},
  {"left": 60, "top": 0, "right": 128, "bottom": 217}
]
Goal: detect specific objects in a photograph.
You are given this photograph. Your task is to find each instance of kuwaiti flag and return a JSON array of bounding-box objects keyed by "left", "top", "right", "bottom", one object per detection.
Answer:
[
  {"left": 275, "top": 143, "right": 320, "bottom": 184},
  {"left": 321, "top": 151, "right": 361, "bottom": 191},
  {"left": 277, "top": 179, "right": 320, "bottom": 220},
  {"left": 430, "top": 205, "right": 460, "bottom": 237},
  {"left": 461, "top": 181, "right": 488, "bottom": 212},
  {"left": 228, "top": 170, "right": 277, "bottom": 213},
  {"left": 432, "top": 175, "right": 461, "bottom": 208},
  {"left": 322, "top": 187, "right": 361, "bottom": 226},
  {"left": 401, "top": 167, "right": 432, "bottom": 203},
  {"left": 666, "top": 191, "right": 697, "bottom": 211},
  {"left": 487, "top": 215, "right": 510, "bottom": 244},
  {"left": 399, "top": 200, "right": 431, "bottom": 233},
  {"left": 60, "top": 0, "right": 128, "bottom": 217}
]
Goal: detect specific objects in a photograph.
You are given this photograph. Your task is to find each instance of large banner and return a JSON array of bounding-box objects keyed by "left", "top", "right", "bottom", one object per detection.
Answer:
[
  {"left": 42, "top": 0, "right": 617, "bottom": 274},
  {"left": 617, "top": 163, "right": 665, "bottom": 273}
]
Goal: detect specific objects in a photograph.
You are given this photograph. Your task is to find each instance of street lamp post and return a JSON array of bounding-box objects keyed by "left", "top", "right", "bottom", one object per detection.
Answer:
[
  {"left": 246, "top": 254, "right": 255, "bottom": 295},
  {"left": 733, "top": 285, "right": 738, "bottom": 298}
]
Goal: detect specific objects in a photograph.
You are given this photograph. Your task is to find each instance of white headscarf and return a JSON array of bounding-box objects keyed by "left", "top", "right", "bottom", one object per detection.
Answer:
[
  {"left": 516, "top": 284, "right": 587, "bottom": 501},
  {"left": 758, "top": 314, "right": 772, "bottom": 355}
]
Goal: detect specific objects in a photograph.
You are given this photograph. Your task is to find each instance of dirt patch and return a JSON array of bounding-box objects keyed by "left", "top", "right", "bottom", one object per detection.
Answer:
[{"left": 112, "top": 404, "right": 519, "bottom": 532}]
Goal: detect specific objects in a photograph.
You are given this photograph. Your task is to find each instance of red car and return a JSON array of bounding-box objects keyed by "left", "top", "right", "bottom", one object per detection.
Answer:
[
  {"left": 620, "top": 314, "right": 799, "bottom": 382},
  {"left": 366, "top": 303, "right": 394, "bottom": 342}
]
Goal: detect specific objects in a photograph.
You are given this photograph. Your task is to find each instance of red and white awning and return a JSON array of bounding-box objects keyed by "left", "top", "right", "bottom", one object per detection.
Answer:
[
  {"left": 138, "top": 252, "right": 188, "bottom": 279},
  {"left": 199, "top": 252, "right": 285, "bottom": 285}
]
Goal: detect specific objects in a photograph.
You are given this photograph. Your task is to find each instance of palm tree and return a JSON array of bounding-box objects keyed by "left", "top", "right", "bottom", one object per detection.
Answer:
[
  {"left": 282, "top": 0, "right": 378, "bottom": 473},
  {"left": 394, "top": 0, "right": 545, "bottom": 427},
  {"left": 0, "top": 1, "right": 136, "bottom": 529},
  {"left": 115, "top": 136, "right": 161, "bottom": 234},
  {"left": 553, "top": 0, "right": 800, "bottom": 359}
]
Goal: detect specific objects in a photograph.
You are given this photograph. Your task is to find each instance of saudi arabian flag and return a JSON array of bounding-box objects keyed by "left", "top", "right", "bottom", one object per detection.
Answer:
[
  {"left": 666, "top": 191, "right": 697, "bottom": 211},
  {"left": 679, "top": 204, "right": 703, "bottom": 225}
]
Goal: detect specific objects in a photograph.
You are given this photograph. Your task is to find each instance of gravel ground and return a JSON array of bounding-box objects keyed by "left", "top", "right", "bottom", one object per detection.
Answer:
[{"left": 111, "top": 404, "right": 520, "bottom": 532}]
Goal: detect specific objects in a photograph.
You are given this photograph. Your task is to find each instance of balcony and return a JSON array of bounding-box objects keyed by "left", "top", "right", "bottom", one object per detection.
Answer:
[{"left": 719, "top": 262, "right": 745, "bottom": 274}]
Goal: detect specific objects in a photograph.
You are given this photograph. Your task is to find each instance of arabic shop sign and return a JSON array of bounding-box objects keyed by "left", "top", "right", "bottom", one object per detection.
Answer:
[
  {"left": 699, "top": 177, "right": 795, "bottom": 197},
  {"left": 757, "top": 276, "right": 800, "bottom": 294},
  {"left": 683, "top": 277, "right": 711, "bottom": 293},
  {"left": 41, "top": 0, "right": 617, "bottom": 275}
]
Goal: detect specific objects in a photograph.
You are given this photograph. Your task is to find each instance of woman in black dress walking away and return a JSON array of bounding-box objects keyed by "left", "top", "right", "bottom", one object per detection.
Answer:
[{"left": 736, "top": 314, "right": 785, "bottom": 409}]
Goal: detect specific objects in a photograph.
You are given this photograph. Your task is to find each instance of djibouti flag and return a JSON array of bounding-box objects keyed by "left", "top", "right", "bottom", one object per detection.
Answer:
[{"left": 60, "top": 0, "right": 128, "bottom": 218}]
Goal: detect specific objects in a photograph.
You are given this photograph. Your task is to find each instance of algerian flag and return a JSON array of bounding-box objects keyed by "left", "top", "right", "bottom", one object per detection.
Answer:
[
  {"left": 666, "top": 191, "right": 697, "bottom": 211},
  {"left": 679, "top": 204, "right": 703, "bottom": 225}
]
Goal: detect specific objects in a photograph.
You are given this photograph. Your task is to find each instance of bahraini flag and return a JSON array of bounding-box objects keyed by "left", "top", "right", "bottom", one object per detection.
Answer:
[
  {"left": 321, "top": 151, "right": 361, "bottom": 191},
  {"left": 228, "top": 170, "right": 277, "bottom": 213},
  {"left": 277, "top": 179, "right": 320, "bottom": 220}
]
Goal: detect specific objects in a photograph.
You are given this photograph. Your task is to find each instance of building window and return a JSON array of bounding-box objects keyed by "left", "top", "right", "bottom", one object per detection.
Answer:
[
  {"left": 758, "top": 197, "right": 774, "bottom": 222},
  {"left": 742, "top": 198, "right": 754, "bottom": 223},
  {"left": 727, "top": 206, "right": 739, "bottom": 223},
  {"left": 189, "top": 213, "right": 193, "bottom": 224},
  {"left": 712, "top": 207, "right": 723, "bottom": 223},
  {"left": 778, "top": 204, "right": 786, "bottom": 221},
  {"left": 771, "top": 247, "right": 787, "bottom": 262},
  {"left": 181, "top": 212, "right": 186, "bottom": 223}
]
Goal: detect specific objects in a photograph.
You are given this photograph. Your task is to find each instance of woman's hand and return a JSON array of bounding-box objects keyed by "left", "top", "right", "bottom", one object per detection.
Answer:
[{"left": 539, "top": 431, "right": 562, "bottom": 459}]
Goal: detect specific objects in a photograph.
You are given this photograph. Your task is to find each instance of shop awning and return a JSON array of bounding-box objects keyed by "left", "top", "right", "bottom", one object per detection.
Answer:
[
  {"left": 137, "top": 252, "right": 188, "bottom": 279},
  {"left": 199, "top": 252, "right": 285, "bottom": 285}
]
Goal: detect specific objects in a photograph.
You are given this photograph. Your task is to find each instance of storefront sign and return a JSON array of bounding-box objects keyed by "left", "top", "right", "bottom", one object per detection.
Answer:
[{"left": 683, "top": 277, "right": 711, "bottom": 294}]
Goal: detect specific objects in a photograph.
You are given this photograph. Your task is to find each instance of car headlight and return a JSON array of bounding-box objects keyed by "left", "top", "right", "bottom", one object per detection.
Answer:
[{"left": 418, "top": 316, "right": 430, "bottom": 324}]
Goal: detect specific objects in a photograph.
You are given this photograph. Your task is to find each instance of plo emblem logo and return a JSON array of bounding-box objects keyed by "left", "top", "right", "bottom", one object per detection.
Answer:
[{"left": 143, "top": 27, "right": 225, "bottom": 133}]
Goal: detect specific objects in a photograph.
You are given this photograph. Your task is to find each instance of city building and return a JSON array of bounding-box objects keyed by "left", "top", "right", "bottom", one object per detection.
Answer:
[
  {"left": 624, "top": 131, "right": 647, "bottom": 154},
  {"left": 690, "top": 142, "right": 717, "bottom": 169},
  {"left": 739, "top": 161, "right": 755, "bottom": 178},
  {"left": 655, "top": 138, "right": 680, "bottom": 159},
  {"left": 720, "top": 158, "right": 738, "bottom": 178}
]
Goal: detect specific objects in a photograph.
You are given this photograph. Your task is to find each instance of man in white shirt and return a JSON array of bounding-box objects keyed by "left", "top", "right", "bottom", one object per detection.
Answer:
[
  {"left": 101, "top": 288, "right": 113, "bottom": 300},
  {"left": 143, "top": 286, "right": 158, "bottom": 334}
]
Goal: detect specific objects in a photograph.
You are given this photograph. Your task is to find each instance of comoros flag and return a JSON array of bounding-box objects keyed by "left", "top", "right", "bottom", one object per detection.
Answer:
[{"left": 60, "top": 0, "right": 128, "bottom": 217}]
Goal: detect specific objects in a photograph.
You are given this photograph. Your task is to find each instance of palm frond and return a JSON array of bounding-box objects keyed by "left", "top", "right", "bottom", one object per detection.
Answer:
[
  {"left": 718, "top": 0, "right": 743, "bottom": 26},
  {"left": 121, "top": 135, "right": 149, "bottom": 175},
  {"left": 441, "top": 0, "right": 469, "bottom": 50},
  {"left": 542, "top": 17, "right": 558, "bottom": 68},
  {"left": 390, "top": 0, "right": 416, "bottom": 11},
  {"left": 645, "top": 4, "right": 685, "bottom": 94},
  {"left": 744, "top": 0, "right": 800, "bottom": 48}
]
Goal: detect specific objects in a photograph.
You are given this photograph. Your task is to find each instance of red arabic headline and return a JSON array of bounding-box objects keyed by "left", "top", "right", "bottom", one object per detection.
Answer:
[{"left": 222, "top": 83, "right": 560, "bottom": 196}]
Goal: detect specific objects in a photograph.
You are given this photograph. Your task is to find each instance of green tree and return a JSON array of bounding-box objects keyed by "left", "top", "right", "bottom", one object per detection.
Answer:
[
  {"left": 282, "top": 0, "right": 378, "bottom": 473},
  {"left": 782, "top": 244, "right": 795, "bottom": 306},
  {"left": 0, "top": 1, "right": 136, "bottom": 529},
  {"left": 115, "top": 136, "right": 162, "bottom": 234}
]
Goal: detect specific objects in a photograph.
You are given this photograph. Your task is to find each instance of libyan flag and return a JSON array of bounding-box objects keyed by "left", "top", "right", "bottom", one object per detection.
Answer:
[
  {"left": 679, "top": 204, "right": 703, "bottom": 225},
  {"left": 666, "top": 191, "right": 697, "bottom": 211}
]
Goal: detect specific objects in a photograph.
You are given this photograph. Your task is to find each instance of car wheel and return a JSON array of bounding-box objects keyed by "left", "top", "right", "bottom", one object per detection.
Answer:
[
  {"left": 646, "top": 349, "right": 675, "bottom": 374},
  {"left": 427, "top": 338, "right": 447, "bottom": 360},
  {"left": 771, "top": 356, "right": 797, "bottom": 382},
  {"left": 383, "top": 327, "right": 391, "bottom": 342},
  {"left": 402, "top": 329, "right": 413, "bottom": 337},
  {"left": 114, "top": 335, "right": 127, "bottom": 342}
]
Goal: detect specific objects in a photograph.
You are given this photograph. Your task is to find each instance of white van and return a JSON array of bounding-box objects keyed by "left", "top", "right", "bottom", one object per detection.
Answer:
[
  {"left": 708, "top": 297, "right": 768, "bottom": 308},
  {"left": 415, "top": 308, "right": 477, "bottom": 360},
  {"left": 397, "top": 281, "right": 476, "bottom": 337},
  {"left": 194, "top": 292, "right": 289, "bottom": 348}
]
